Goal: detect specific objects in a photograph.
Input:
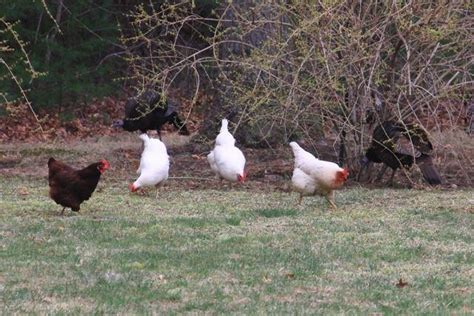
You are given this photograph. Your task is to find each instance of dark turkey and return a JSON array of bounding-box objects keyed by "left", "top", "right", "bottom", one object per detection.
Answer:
[
  {"left": 358, "top": 121, "right": 442, "bottom": 185},
  {"left": 113, "top": 90, "right": 189, "bottom": 137}
]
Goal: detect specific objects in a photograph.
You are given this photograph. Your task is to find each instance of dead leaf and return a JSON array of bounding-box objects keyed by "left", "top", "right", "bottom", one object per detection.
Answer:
[
  {"left": 286, "top": 272, "right": 295, "bottom": 280},
  {"left": 16, "top": 187, "right": 29, "bottom": 196},
  {"left": 157, "top": 274, "right": 167, "bottom": 283},
  {"left": 191, "top": 154, "right": 204, "bottom": 160},
  {"left": 262, "top": 275, "right": 272, "bottom": 283},
  {"left": 396, "top": 278, "right": 408, "bottom": 288},
  {"left": 42, "top": 296, "right": 53, "bottom": 304}
]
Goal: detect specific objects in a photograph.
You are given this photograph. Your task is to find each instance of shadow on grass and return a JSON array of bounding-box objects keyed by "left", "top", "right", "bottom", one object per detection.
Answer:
[{"left": 256, "top": 208, "right": 298, "bottom": 218}]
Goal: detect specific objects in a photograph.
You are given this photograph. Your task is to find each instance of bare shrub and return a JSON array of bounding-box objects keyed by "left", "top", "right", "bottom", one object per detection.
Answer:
[{"left": 122, "top": 1, "right": 472, "bottom": 176}]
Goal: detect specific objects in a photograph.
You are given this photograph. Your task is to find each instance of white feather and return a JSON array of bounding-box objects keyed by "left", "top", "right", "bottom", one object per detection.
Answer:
[
  {"left": 212, "top": 145, "right": 246, "bottom": 182},
  {"left": 215, "top": 119, "right": 235, "bottom": 147},
  {"left": 291, "top": 167, "right": 317, "bottom": 196},
  {"left": 208, "top": 119, "right": 246, "bottom": 182},
  {"left": 207, "top": 150, "right": 219, "bottom": 177},
  {"left": 133, "top": 134, "right": 169, "bottom": 189}
]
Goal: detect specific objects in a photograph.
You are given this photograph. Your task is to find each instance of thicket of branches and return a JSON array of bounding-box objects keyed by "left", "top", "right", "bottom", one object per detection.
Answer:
[
  {"left": 2, "top": 0, "right": 472, "bottom": 166},
  {"left": 123, "top": 0, "right": 472, "bottom": 160}
]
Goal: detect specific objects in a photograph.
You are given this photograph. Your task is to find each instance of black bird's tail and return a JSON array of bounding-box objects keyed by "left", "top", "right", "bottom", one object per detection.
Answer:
[
  {"left": 416, "top": 154, "right": 442, "bottom": 185},
  {"left": 170, "top": 112, "right": 190, "bottom": 135}
]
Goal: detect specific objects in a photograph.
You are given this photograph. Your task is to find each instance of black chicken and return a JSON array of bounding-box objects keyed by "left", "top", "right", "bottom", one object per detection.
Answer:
[
  {"left": 359, "top": 121, "right": 442, "bottom": 185},
  {"left": 113, "top": 90, "right": 189, "bottom": 137}
]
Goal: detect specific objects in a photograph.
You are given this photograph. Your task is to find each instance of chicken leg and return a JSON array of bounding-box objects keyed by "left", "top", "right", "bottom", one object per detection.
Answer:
[
  {"left": 325, "top": 191, "right": 337, "bottom": 210},
  {"left": 155, "top": 182, "right": 164, "bottom": 199},
  {"left": 357, "top": 160, "right": 372, "bottom": 182},
  {"left": 375, "top": 164, "right": 389, "bottom": 182},
  {"left": 297, "top": 193, "right": 303, "bottom": 205},
  {"left": 387, "top": 168, "right": 397, "bottom": 186},
  {"left": 60, "top": 207, "right": 66, "bottom": 216}
]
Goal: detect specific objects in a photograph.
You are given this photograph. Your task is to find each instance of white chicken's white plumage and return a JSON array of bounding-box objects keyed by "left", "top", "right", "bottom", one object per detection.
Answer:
[
  {"left": 215, "top": 119, "right": 235, "bottom": 147},
  {"left": 291, "top": 167, "right": 317, "bottom": 196},
  {"left": 289, "top": 141, "right": 349, "bottom": 209},
  {"left": 207, "top": 150, "right": 219, "bottom": 176},
  {"left": 212, "top": 145, "right": 246, "bottom": 182},
  {"left": 130, "top": 134, "right": 169, "bottom": 195},
  {"left": 207, "top": 119, "right": 246, "bottom": 182}
]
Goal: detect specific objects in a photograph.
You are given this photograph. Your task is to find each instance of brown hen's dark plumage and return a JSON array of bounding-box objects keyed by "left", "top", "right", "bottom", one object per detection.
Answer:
[{"left": 48, "top": 157, "right": 109, "bottom": 214}]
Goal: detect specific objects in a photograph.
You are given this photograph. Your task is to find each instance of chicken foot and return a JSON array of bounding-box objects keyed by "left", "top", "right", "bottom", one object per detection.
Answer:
[{"left": 155, "top": 182, "right": 164, "bottom": 199}]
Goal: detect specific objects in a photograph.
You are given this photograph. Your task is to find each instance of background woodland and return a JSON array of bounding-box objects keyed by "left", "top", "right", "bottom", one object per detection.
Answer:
[{"left": 1, "top": 0, "right": 472, "bottom": 183}]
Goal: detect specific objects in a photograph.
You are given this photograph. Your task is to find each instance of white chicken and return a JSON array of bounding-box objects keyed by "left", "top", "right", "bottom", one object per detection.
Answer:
[
  {"left": 129, "top": 134, "right": 169, "bottom": 197},
  {"left": 207, "top": 119, "right": 247, "bottom": 182},
  {"left": 290, "top": 141, "right": 349, "bottom": 209}
]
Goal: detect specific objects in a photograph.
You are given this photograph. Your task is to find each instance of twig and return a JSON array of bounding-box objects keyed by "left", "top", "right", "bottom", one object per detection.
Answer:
[
  {"left": 168, "top": 176, "right": 214, "bottom": 181},
  {"left": 0, "top": 58, "right": 44, "bottom": 135}
]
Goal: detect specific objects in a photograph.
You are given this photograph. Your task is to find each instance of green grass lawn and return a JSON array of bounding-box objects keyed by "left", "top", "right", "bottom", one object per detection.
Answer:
[{"left": 0, "top": 176, "right": 472, "bottom": 314}]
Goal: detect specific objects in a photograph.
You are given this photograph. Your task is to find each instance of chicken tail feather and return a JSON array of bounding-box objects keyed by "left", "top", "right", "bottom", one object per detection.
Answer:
[{"left": 417, "top": 157, "right": 442, "bottom": 185}]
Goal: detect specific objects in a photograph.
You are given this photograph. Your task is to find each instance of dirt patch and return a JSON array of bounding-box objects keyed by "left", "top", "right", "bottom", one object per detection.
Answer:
[
  {"left": 1, "top": 97, "right": 472, "bottom": 188},
  {"left": 0, "top": 93, "right": 202, "bottom": 143},
  {"left": 1, "top": 132, "right": 472, "bottom": 190},
  {"left": 0, "top": 134, "right": 292, "bottom": 191}
]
